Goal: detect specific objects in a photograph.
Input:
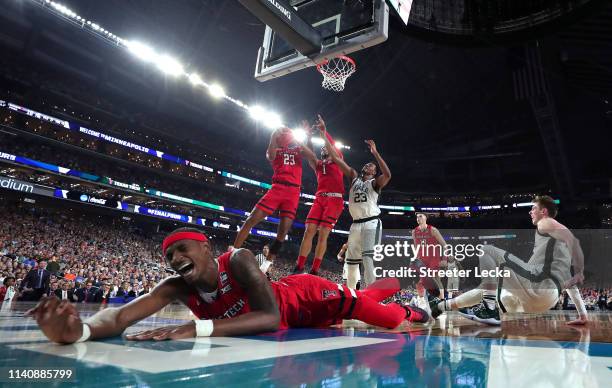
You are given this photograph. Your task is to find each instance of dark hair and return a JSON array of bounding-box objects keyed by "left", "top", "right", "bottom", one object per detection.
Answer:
[
  {"left": 532, "top": 195, "right": 558, "bottom": 218},
  {"left": 3, "top": 276, "right": 15, "bottom": 285}
]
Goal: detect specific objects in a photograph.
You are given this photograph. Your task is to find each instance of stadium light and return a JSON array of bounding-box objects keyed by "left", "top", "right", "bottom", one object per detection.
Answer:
[
  {"left": 292, "top": 128, "right": 307, "bottom": 143},
  {"left": 188, "top": 73, "right": 204, "bottom": 86},
  {"left": 334, "top": 141, "right": 343, "bottom": 149},
  {"left": 156, "top": 55, "right": 184, "bottom": 77},
  {"left": 262, "top": 112, "right": 282, "bottom": 129},
  {"left": 208, "top": 84, "right": 225, "bottom": 99},
  {"left": 248, "top": 105, "right": 267, "bottom": 121},
  {"left": 126, "top": 41, "right": 157, "bottom": 62},
  {"left": 311, "top": 137, "right": 324, "bottom": 146},
  {"left": 33, "top": 0, "right": 352, "bottom": 150}
]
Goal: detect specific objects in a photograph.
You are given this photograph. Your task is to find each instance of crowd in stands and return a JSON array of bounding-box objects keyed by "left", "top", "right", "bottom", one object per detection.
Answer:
[{"left": 1, "top": 199, "right": 611, "bottom": 319}]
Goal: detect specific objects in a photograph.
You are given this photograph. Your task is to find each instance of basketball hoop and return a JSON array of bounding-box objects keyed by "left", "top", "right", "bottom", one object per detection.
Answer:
[{"left": 316, "top": 56, "right": 356, "bottom": 92}]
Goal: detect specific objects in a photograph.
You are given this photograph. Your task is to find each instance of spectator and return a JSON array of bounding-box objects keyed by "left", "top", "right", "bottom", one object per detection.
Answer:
[
  {"left": 94, "top": 283, "right": 112, "bottom": 304},
  {"left": 47, "top": 256, "right": 60, "bottom": 274},
  {"left": 75, "top": 281, "right": 96, "bottom": 303},
  {"left": 54, "top": 281, "right": 77, "bottom": 302},
  {"left": 0, "top": 276, "right": 17, "bottom": 307},
  {"left": 19, "top": 260, "right": 50, "bottom": 301}
]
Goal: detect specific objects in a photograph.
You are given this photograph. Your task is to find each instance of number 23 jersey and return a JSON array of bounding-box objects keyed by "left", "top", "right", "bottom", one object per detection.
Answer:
[
  {"left": 348, "top": 177, "right": 380, "bottom": 220},
  {"left": 272, "top": 145, "right": 303, "bottom": 187}
]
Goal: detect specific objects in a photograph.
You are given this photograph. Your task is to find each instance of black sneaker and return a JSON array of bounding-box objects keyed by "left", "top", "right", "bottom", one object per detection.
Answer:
[
  {"left": 458, "top": 301, "right": 501, "bottom": 326},
  {"left": 292, "top": 266, "right": 304, "bottom": 275},
  {"left": 429, "top": 297, "right": 444, "bottom": 320},
  {"left": 308, "top": 269, "right": 319, "bottom": 276},
  {"left": 402, "top": 304, "right": 430, "bottom": 323}
]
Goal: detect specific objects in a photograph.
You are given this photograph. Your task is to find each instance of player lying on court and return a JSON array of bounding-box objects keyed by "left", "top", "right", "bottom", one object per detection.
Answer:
[
  {"left": 27, "top": 228, "right": 429, "bottom": 344},
  {"left": 233, "top": 127, "right": 317, "bottom": 273},
  {"left": 294, "top": 115, "right": 346, "bottom": 275},
  {"left": 429, "top": 196, "right": 588, "bottom": 326}
]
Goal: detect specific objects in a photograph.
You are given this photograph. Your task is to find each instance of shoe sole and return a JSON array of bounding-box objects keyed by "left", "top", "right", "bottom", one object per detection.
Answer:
[
  {"left": 407, "top": 305, "right": 430, "bottom": 324},
  {"left": 458, "top": 311, "right": 501, "bottom": 326}
]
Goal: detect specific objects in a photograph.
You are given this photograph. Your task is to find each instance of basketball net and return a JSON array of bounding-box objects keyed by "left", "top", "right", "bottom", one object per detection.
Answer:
[{"left": 316, "top": 56, "right": 356, "bottom": 92}]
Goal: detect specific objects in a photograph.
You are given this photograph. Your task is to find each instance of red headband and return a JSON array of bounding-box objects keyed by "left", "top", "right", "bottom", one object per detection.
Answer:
[{"left": 162, "top": 232, "right": 208, "bottom": 256}]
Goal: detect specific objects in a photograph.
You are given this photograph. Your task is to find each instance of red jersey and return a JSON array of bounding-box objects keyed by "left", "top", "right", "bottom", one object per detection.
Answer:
[
  {"left": 186, "top": 252, "right": 252, "bottom": 320},
  {"left": 272, "top": 145, "right": 303, "bottom": 187},
  {"left": 186, "top": 252, "right": 362, "bottom": 329},
  {"left": 413, "top": 225, "right": 442, "bottom": 263},
  {"left": 315, "top": 159, "right": 344, "bottom": 195}
]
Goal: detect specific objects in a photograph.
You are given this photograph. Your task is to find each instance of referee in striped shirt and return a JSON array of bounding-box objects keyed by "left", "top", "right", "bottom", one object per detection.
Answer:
[{"left": 255, "top": 245, "right": 270, "bottom": 271}]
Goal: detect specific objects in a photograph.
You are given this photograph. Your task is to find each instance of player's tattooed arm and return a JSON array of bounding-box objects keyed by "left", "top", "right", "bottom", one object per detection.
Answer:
[
  {"left": 209, "top": 248, "right": 280, "bottom": 336},
  {"left": 366, "top": 140, "right": 391, "bottom": 191},
  {"left": 266, "top": 129, "right": 280, "bottom": 162}
]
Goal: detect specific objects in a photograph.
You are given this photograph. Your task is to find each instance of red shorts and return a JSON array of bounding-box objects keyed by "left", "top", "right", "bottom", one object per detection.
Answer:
[
  {"left": 272, "top": 274, "right": 355, "bottom": 329},
  {"left": 305, "top": 195, "right": 344, "bottom": 228},
  {"left": 421, "top": 256, "right": 441, "bottom": 270},
  {"left": 255, "top": 184, "right": 300, "bottom": 220}
]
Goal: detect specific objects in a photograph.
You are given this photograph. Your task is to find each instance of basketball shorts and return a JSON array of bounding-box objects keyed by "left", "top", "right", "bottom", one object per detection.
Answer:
[
  {"left": 306, "top": 196, "right": 344, "bottom": 228},
  {"left": 346, "top": 218, "right": 382, "bottom": 287},
  {"left": 255, "top": 183, "right": 300, "bottom": 220},
  {"left": 480, "top": 245, "right": 560, "bottom": 313}
]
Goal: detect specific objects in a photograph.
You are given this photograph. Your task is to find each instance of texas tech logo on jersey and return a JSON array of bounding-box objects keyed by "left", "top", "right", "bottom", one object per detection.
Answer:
[{"left": 322, "top": 289, "right": 338, "bottom": 299}]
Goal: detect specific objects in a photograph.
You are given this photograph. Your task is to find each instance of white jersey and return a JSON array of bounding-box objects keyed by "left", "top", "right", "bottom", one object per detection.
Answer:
[
  {"left": 348, "top": 177, "right": 381, "bottom": 221},
  {"left": 529, "top": 230, "right": 572, "bottom": 284}
]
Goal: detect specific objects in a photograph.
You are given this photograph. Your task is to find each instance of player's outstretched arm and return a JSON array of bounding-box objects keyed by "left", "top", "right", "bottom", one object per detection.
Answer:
[
  {"left": 27, "top": 277, "right": 184, "bottom": 344},
  {"left": 301, "top": 140, "right": 319, "bottom": 171},
  {"left": 266, "top": 129, "right": 280, "bottom": 162},
  {"left": 299, "top": 120, "right": 318, "bottom": 171},
  {"left": 366, "top": 140, "right": 391, "bottom": 191},
  {"left": 317, "top": 115, "right": 357, "bottom": 180}
]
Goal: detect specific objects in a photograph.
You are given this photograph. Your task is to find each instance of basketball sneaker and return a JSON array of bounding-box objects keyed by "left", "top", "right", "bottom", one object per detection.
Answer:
[
  {"left": 428, "top": 296, "right": 444, "bottom": 320},
  {"left": 416, "top": 293, "right": 432, "bottom": 321},
  {"left": 458, "top": 301, "right": 501, "bottom": 326},
  {"left": 402, "top": 304, "right": 430, "bottom": 323},
  {"left": 308, "top": 269, "right": 319, "bottom": 276},
  {"left": 292, "top": 266, "right": 304, "bottom": 275}
]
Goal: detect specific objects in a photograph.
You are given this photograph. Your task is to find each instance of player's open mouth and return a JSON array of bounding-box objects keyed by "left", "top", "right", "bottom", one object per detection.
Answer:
[{"left": 177, "top": 262, "right": 195, "bottom": 276}]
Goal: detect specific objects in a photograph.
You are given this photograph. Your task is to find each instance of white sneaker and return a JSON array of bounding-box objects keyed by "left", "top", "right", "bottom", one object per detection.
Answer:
[{"left": 416, "top": 296, "right": 432, "bottom": 322}]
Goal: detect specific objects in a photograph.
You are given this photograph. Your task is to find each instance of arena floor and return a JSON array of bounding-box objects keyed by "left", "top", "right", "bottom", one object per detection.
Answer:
[{"left": 1, "top": 303, "right": 610, "bottom": 387}]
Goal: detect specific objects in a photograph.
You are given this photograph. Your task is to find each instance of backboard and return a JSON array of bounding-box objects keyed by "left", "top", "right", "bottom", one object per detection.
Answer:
[{"left": 248, "top": 0, "right": 389, "bottom": 81}]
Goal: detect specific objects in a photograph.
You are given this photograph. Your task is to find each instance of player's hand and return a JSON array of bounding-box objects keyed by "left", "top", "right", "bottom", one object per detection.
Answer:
[
  {"left": 365, "top": 140, "right": 377, "bottom": 154},
  {"left": 563, "top": 272, "right": 585, "bottom": 289},
  {"left": 315, "top": 114, "right": 326, "bottom": 134},
  {"left": 25, "top": 296, "right": 83, "bottom": 344},
  {"left": 567, "top": 315, "right": 588, "bottom": 325},
  {"left": 301, "top": 120, "right": 313, "bottom": 136},
  {"left": 125, "top": 322, "right": 196, "bottom": 341},
  {"left": 337, "top": 255, "right": 344, "bottom": 263}
]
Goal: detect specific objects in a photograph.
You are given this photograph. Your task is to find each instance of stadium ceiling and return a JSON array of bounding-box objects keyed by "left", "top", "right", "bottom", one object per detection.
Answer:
[{"left": 0, "top": 0, "right": 609, "bottom": 197}]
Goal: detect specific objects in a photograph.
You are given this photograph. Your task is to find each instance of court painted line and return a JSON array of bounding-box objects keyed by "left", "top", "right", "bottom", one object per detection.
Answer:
[{"left": 11, "top": 336, "right": 396, "bottom": 373}]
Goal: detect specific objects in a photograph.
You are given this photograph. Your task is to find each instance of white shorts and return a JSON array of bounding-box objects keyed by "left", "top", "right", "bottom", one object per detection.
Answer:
[
  {"left": 346, "top": 218, "right": 382, "bottom": 287},
  {"left": 481, "top": 245, "right": 560, "bottom": 313}
]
